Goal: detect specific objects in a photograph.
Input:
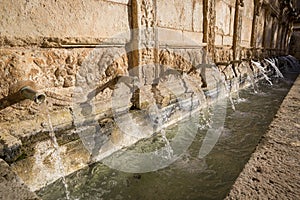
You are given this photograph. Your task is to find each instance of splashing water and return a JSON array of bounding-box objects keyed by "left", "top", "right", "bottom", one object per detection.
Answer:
[
  {"left": 197, "top": 110, "right": 212, "bottom": 130},
  {"left": 265, "top": 58, "right": 284, "bottom": 78},
  {"left": 234, "top": 97, "right": 248, "bottom": 104},
  {"left": 46, "top": 112, "right": 70, "bottom": 200},
  {"left": 161, "top": 129, "right": 174, "bottom": 160},
  {"left": 234, "top": 85, "right": 242, "bottom": 102},
  {"left": 244, "top": 62, "right": 258, "bottom": 93},
  {"left": 224, "top": 81, "right": 236, "bottom": 111},
  {"left": 280, "top": 55, "right": 300, "bottom": 73},
  {"left": 251, "top": 60, "right": 273, "bottom": 85},
  {"left": 152, "top": 101, "right": 174, "bottom": 160}
]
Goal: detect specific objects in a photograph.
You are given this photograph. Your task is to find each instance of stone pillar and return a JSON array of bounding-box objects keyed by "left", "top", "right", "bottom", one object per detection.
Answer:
[
  {"left": 251, "top": 0, "right": 263, "bottom": 49},
  {"left": 271, "top": 17, "right": 278, "bottom": 51},
  {"left": 233, "top": 0, "right": 244, "bottom": 61},
  {"left": 262, "top": 6, "right": 270, "bottom": 56},
  {"left": 276, "top": 24, "right": 283, "bottom": 50},
  {"left": 203, "top": 0, "right": 216, "bottom": 61},
  {"left": 285, "top": 23, "right": 294, "bottom": 53},
  {"left": 129, "top": 0, "right": 159, "bottom": 109},
  {"left": 281, "top": 24, "right": 288, "bottom": 52}
]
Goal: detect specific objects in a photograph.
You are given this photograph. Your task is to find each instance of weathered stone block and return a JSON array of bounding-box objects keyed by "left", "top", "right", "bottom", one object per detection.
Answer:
[
  {"left": 0, "top": 47, "right": 128, "bottom": 123},
  {"left": 106, "top": 0, "right": 129, "bottom": 4},
  {"left": 182, "top": 31, "right": 204, "bottom": 46},
  {"left": 0, "top": 0, "right": 130, "bottom": 42},
  {"left": 0, "top": 130, "right": 22, "bottom": 163},
  {"left": 215, "top": 34, "right": 223, "bottom": 46},
  {"left": 223, "top": 36, "right": 233, "bottom": 46},
  {"left": 11, "top": 139, "right": 90, "bottom": 191},
  {"left": 192, "top": 0, "right": 204, "bottom": 32},
  {"left": 0, "top": 159, "right": 40, "bottom": 199},
  {"left": 158, "top": 28, "right": 184, "bottom": 46},
  {"left": 157, "top": 0, "right": 203, "bottom": 32},
  {"left": 216, "top": 0, "right": 233, "bottom": 36},
  {"left": 240, "top": 18, "right": 253, "bottom": 47}
]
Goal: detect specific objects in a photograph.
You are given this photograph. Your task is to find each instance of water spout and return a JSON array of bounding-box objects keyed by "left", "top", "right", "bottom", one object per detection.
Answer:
[
  {"left": 20, "top": 86, "right": 46, "bottom": 104},
  {"left": 0, "top": 81, "right": 46, "bottom": 110}
]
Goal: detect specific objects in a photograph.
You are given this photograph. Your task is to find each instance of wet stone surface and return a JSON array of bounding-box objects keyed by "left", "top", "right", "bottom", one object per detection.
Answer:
[{"left": 0, "top": 159, "right": 40, "bottom": 200}]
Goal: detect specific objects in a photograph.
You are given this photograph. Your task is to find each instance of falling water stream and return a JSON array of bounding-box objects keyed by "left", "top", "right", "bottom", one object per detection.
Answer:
[
  {"left": 251, "top": 60, "right": 273, "bottom": 85},
  {"left": 44, "top": 106, "right": 71, "bottom": 200},
  {"left": 282, "top": 55, "right": 300, "bottom": 72},
  {"left": 265, "top": 58, "right": 284, "bottom": 78},
  {"left": 37, "top": 72, "right": 297, "bottom": 200}
]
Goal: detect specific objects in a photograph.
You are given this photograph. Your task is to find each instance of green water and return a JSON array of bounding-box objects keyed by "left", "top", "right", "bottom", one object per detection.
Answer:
[{"left": 38, "top": 78, "right": 294, "bottom": 200}]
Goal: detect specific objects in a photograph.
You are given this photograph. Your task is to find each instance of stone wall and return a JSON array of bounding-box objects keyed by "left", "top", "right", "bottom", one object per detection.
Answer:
[
  {"left": 0, "top": 0, "right": 296, "bottom": 119},
  {"left": 290, "top": 0, "right": 300, "bottom": 60},
  {"left": 0, "top": 0, "right": 299, "bottom": 191},
  {"left": 290, "top": 31, "right": 300, "bottom": 59},
  {"left": 0, "top": 0, "right": 130, "bottom": 45},
  {"left": 0, "top": 0, "right": 130, "bottom": 122}
]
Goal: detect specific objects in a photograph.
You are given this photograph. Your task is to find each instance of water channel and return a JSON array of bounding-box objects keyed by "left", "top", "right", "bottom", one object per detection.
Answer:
[{"left": 37, "top": 74, "right": 296, "bottom": 200}]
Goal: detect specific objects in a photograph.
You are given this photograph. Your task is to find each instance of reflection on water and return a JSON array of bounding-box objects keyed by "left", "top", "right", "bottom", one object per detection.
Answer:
[{"left": 38, "top": 78, "right": 294, "bottom": 200}]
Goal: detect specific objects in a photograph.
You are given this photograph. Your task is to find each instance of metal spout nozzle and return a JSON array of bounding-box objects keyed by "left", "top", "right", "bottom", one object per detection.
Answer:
[{"left": 20, "top": 86, "right": 46, "bottom": 104}]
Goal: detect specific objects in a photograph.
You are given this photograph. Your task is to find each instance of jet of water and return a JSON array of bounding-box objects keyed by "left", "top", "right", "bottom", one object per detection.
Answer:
[
  {"left": 279, "top": 55, "right": 300, "bottom": 73},
  {"left": 161, "top": 129, "right": 174, "bottom": 160},
  {"left": 264, "top": 58, "right": 284, "bottom": 78},
  {"left": 251, "top": 60, "right": 273, "bottom": 85},
  {"left": 46, "top": 111, "right": 70, "bottom": 200}
]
